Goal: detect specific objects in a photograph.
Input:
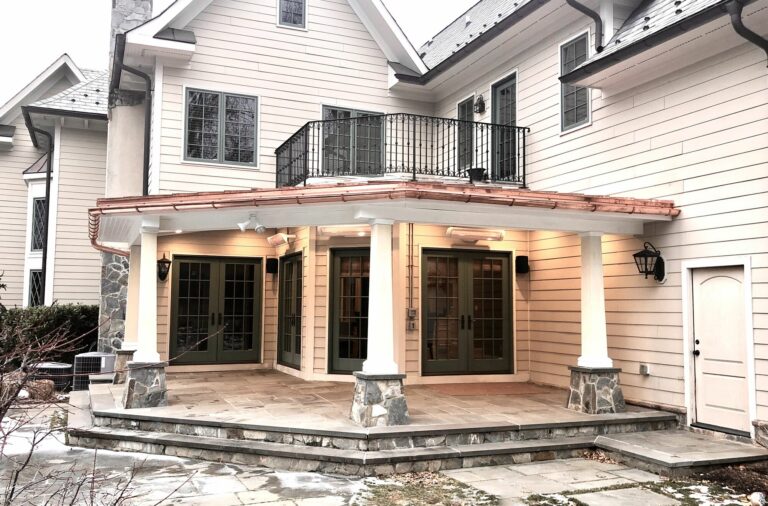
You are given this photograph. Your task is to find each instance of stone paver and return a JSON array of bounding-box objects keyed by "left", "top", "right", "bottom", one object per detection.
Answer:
[
  {"left": 443, "top": 458, "right": 661, "bottom": 502},
  {"left": 577, "top": 487, "right": 680, "bottom": 505}
]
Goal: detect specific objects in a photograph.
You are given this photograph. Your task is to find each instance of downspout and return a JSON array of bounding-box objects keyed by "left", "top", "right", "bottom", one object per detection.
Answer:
[
  {"left": 111, "top": 33, "right": 153, "bottom": 196},
  {"left": 565, "top": 0, "right": 604, "bottom": 52},
  {"left": 725, "top": 0, "right": 768, "bottom": 65},
  {"left": 22, "top": 110, "right": 53, "bottom": 304}
]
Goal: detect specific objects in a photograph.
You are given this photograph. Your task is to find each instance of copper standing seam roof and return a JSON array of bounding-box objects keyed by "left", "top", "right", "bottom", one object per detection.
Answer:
[{"left": 88, "top": 181, "right": 681, "bottom": 256}]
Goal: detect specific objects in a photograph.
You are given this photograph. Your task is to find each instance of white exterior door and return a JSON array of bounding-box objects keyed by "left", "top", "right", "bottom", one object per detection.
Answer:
[{"left": 692, "top": 266, "right": 750, "bottom": 434}]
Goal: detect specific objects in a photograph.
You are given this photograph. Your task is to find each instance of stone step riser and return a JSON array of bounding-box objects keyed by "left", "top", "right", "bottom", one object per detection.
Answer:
[
  {"left": 68, "top": 432, "right": 588, "bottom": 476},
  {"left": 91, "top": 416, "right": 677, "bottom": 452}
]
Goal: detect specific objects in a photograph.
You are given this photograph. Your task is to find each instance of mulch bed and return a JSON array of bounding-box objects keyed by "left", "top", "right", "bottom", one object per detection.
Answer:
[{"left": 697, "top": 462, "right": 768, "bottom": 496}]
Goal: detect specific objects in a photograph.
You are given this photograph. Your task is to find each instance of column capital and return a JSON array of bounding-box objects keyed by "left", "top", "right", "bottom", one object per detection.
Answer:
[
  {"left": 140, "top": 216, "right": 160, "bottom": 234},
  {"left": 369, "top": 218, "right": 395, "bottom": 226},
  {"left": 579, "top": 231, "right": 603, "bottom": 238}
]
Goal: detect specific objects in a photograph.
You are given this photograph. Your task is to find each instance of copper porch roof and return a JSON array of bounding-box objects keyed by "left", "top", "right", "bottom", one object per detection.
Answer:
[{"left": 91, "top": 181, "right": 680, "bottom": 217}]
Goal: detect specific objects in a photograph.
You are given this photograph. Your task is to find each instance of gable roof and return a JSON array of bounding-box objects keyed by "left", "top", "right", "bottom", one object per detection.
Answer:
[
  {"left": 0, "top": 54, "right": 86, "bottom": 125},
  {"left": 561, "top": 0, "right": 744, "bottom": 83},
  {"left": 27, "top": 70, "right": 109, "bottom": 118}
]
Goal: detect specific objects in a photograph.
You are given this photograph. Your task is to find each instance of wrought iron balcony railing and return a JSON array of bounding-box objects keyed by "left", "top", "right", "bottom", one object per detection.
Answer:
[{"left": 275, "top": 113, "right": 529, "bottom": 187}]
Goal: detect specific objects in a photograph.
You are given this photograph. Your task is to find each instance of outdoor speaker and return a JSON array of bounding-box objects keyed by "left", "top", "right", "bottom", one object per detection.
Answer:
[
  {"left": 515, "top": 255, "right": 530, "bottom": 274},
  {"left": 266, "top": 258, "right": 279, "bottom": 274}
]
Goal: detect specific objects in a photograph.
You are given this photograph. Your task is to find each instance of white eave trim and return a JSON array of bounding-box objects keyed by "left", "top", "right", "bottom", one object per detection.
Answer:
[
  {"left": 348, "top": 0, "right": 428, "bottom": 75},
  {"left": 124, "top": 0, "right": 210, "bottom": 57},
  {"left": 0, "top": 54, "right": 85, "bottom": 124}
]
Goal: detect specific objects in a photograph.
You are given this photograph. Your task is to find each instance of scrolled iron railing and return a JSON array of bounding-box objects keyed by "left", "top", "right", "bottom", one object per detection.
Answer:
[{"left": 275, "top": 113, "right": 528, "bottom": 188}]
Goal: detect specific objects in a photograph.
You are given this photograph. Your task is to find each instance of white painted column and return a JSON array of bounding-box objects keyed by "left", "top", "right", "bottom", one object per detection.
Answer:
[
  {"left": 134, "top": 217, "right": 160, "bottom": 362},
  {"left": 578, "top": 232, "right": 613, "bottom": 368},
  {"left": 362, "top": 219, "right": 399, "bottom": 375},
  {"left": 122, "top": 245, "right": 141, "bottom": 349}
]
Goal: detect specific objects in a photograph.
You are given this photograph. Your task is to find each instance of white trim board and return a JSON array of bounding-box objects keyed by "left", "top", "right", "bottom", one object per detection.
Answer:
[{"left": 681, "top": 255, "right": 757, "bottom": 438}]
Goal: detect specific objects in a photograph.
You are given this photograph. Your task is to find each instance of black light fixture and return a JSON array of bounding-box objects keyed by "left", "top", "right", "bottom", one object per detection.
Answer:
[
  {"left": 473, "top": 94, "right": 486, "bottom": 114},
  {"left": 157, "top": 254, "right": 172, "bottom": 281},
  {"left": 633, "top": 242, "right": 665, "bottom": 282}
]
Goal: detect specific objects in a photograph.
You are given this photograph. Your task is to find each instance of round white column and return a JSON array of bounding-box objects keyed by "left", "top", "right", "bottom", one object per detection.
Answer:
[
  {"left": 577, "top": 232, "right": 613, "bottom": 368},
  {"left": 362, "top": 220, "right": 399, "bottom": 375}
]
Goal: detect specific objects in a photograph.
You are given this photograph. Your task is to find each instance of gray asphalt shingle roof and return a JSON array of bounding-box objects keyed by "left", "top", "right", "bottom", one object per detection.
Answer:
[
  {"left": 573, "top": 0, "right": 726, "bottom": 70},
  {"left": 29, "top": 70, "right": 109, "bottom": 116},
  {"left": 416, "top": 0, "right": 536, "bottom": 69}
]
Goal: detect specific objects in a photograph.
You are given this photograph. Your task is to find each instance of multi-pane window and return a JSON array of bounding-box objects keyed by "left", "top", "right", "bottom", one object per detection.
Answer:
[
  {"left": 561, "top": 33, "right": 590, "bottom": 131},
  {"left": 279, "top": 0, "right": 306, "bottom": 28},
  {"left": 322, "top": 106, "right": 383, "bottom": 175},
  {"left": 28, "top": 270, "right": 43, "bottom": 307},
  {"left": 458, "top": 97, "right": 474, "bottom": 169},
  {"left": 31, "top": 197, "right": 46, "bottom": 251},
  {"left": 185, "top": 89, "right": 258, "bottom": 166}
]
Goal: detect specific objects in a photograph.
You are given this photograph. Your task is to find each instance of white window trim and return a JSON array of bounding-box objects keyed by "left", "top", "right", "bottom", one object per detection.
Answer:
[
  {"left": 22, "top": 180, "right": 45, "bottom": 307},
  {"left": 45, "top": 122, "right": 61, "bottom": 305},
  {"left": 559, "top": 29, "right": 593, "bottom": 135},
  {"left": 276, "top": 0, "right": 308, "bottom": 31},
  {"left": 681, "top": 256, "right": 757, "bottom": 439},
  {"left": 181, "top": 85, "right": 261, "bottom": 170}
]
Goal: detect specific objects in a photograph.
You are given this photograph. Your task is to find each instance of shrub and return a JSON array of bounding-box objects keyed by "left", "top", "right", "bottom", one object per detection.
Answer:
[{"left": 0, "top": 304, "right": 99, "bottom": 366}]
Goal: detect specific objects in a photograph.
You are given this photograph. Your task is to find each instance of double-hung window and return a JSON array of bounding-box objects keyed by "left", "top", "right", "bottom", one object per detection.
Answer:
[
  {"left": 185, "top": 89, "right": 258, "bottom": 166},
  {"left": 560, "top": 33, "right": 590, "bottom": 131},
  {"left": 279, "top": 0, "right": 306, "bottom": 28}
]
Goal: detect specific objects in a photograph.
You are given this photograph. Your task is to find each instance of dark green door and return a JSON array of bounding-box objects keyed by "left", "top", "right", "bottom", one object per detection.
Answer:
[
  {"left": 330, "top": 249, "right": 370, "bottom": 373},
  {"left": 278, "top": 254, "right": 302, "bottom": 369},
  {"left": 422, "top": 250, "right": 512, "bottom": 375},
  {"left": 171, "top": 257, "right": 262, "bottom": 364},
  {"left": 492, "top": 73, "right": 517, "bottom": 181}
]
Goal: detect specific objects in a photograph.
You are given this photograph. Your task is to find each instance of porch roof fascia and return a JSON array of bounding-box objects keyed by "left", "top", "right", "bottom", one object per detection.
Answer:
[{"left": 88, "top": 181, "right": 680, "bottom": 255}]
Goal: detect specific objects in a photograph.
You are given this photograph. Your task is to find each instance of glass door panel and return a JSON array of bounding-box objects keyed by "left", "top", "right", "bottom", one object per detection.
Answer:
[
  {"left": 331, "top": 249, "right": 370, "bottom": 373},
  {"left": 492, "top": 74, "right": 517, "bottom": 181},
  {"left": 278, "top": 254, "right": 302, "bottom": 368},
  {"left": 355, "top": 113, "right": 383, "bottom": 175},
  {"left": 218, "top": 261, "right": 261, "bottom": 362},
  {"left": 422, "top": 250, "right": 512, "bottom": 375},
  {"left": 171, "top": 259, "right": 217, "bottom": 363}
]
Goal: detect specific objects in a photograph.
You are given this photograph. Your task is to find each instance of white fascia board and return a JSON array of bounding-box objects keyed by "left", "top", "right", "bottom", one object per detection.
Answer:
[
  {"left": 348, "top": 0, "right": 428, "bottom": 75},
  {"left": 125, "top": 0, "right": 211, "bottom": 58},
  {"left": 0, "top": 54, "right": 85, "bottom": 124},
  {"left": 125, "top": 33, "right": 196, "bottom": 60}
]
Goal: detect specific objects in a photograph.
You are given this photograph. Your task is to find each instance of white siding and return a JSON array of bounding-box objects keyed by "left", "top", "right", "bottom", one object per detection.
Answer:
[
  {"left": 157, "top": 0, "right": 433, "bottom": 194},
  {"left": 53, "top": 127, "right": 107, "bottom": 304}
]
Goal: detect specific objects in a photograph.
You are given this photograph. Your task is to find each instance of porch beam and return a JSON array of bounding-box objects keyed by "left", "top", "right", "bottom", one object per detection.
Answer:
[
  {"left": 362, "top": 219, "right": 399, "bottom": 375},
  {"left": 135, "top": 217, "right": 160, "bottom": 363},
  {"left": 578, "top": 232, "right": 612, "bottom": 368}
]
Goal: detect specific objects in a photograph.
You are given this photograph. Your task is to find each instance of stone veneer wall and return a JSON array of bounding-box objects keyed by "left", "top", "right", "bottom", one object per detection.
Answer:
[{"left": 99, "top": 253, "right": 129, "bottom": 353}]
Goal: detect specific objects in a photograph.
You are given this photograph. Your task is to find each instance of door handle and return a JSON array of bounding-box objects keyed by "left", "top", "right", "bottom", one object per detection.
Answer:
[
  {"left": 460, "top": 315, "right": 465, "bottom": 329},
  {"left": 467, "top": 315, "right": 472, "bottom": 330},
  {"left": 693, "top": 349, "right": 700, "bottom": 357}
]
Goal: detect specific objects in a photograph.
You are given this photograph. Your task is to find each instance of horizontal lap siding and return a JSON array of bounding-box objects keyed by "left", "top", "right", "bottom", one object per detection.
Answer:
[
  {"left": 53, "top": 128, "right": 107, "bottom": 305},
  {"left": 158, "top": 0, "right": 432, "bottom": 194},
  {"left": 434, "top": 22, "right": 767, "bottom": 411},
  {"left": 0, "top": 117, "right": 43, "bottom": 307}
]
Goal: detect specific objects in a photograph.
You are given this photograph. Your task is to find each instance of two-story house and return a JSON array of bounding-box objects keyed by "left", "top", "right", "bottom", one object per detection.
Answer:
[
  {"left": 0, "top": 55, "right": 109, "bottom": 312},
  {"left": 86, "top": 0, "right": 767, "bottom": 452}
]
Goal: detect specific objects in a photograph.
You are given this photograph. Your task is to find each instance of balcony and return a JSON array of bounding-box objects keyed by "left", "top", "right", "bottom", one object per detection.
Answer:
[{"left": 275, "top": 113, "right": 529, "bottom": 188}]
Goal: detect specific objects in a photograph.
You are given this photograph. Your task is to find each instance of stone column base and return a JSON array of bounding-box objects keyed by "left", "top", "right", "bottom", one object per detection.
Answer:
[
  {"left": 567, "top": 366, "right": 626, "bottom": 414},
  {"left": 122, "top": 362, "right": 168, "bottom": 409},
  {"left": 350, "top": 372, "right": 409, "bottom": 427},
  {"left": 113, "top": 349, "right": 136, "bottom": 384},
  {"left": 755, "top": 420, "right": 768, "bottom": 449}
]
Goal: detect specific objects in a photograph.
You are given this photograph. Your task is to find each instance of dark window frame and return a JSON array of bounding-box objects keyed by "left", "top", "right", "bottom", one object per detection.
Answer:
[
  {"left": 278, "top": 253, "right": 303, "bottom": 369},
  {"left": 184, "top": 88, "right": 259, "bottom": 167},
  {"left": 457, "top": 96, "right": 474, "bottom": 169},
  {"left": 28, "top": 269, "right": 44, "bottom": 307},
  {"left": 560, "top": 33, "right": 590, "bottom": 131},
  {"left": 31, "top": 197, "right": 46, "bottom": 252},
  {"left": 278, "top": 0, "right": 307, "bottom": 29},
  {"left": 321, "top": 105, "right": 384, "bottom": 175}
]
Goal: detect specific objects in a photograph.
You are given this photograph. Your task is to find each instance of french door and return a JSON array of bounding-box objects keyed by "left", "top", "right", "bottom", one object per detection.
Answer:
[
  {"left": 422, "top": 250, "right": 512, "bottom": 375},
  {"left": 329, "top": 249, "right": 370, "bottom": 373},
  {"left": 492, "top": 73, "right": 517, "bottom": 181},
  {"left": 170, "top": 257, "right": 262, "bottom": 364},
  {"left": 322, "top": 107, "right": 384, "bottom": 175},
  {"left": 278, "top": 254, "right": 303, "bottom": 369}
]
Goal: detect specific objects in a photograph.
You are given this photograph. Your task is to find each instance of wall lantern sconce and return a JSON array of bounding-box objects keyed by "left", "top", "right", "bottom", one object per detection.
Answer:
[
  {"left": 633, "top": 242, "right": 665, "bottom": 282},
  {"left": 157, "top": 254, "right": 172, "bottom": 282},
  {"left": 473, "top": 95, "right": 486, "bottom": 114}
]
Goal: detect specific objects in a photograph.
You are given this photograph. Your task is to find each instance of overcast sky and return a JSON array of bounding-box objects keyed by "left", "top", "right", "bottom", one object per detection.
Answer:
[{"left": 0, "top": 0, "right": 476, "bottom": 108}]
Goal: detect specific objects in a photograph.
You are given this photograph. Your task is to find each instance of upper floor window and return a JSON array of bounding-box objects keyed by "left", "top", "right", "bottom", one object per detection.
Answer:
[
  {"left": 279, "top": 0, "right": 306, "bottom": 29},
  {"left": 457, "top": 96, "right": 474, "bottom": 169},
  {"left": 560, "top": 33, "right": 590, "bottom": 131},
  {"left": 185, "top": 89, "right": 258, "bottom": 166},
  {"left": 31, "top": 197, "right": 46, "bottom": 251}
]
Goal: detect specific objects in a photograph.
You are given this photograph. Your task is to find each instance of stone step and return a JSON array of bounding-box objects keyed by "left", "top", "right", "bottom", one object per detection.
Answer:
[
  {"left": 67, "top": 425, "right": 595, "bottom": 476},
  {"left": 89, "top": 373, "right": 115, "bottom": 385},
  {"left": 91, "top": 408, "right": 678, "bottom": 452},
  {"left": 595, "top": 430, "right": 768, "bottom": 476}
]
